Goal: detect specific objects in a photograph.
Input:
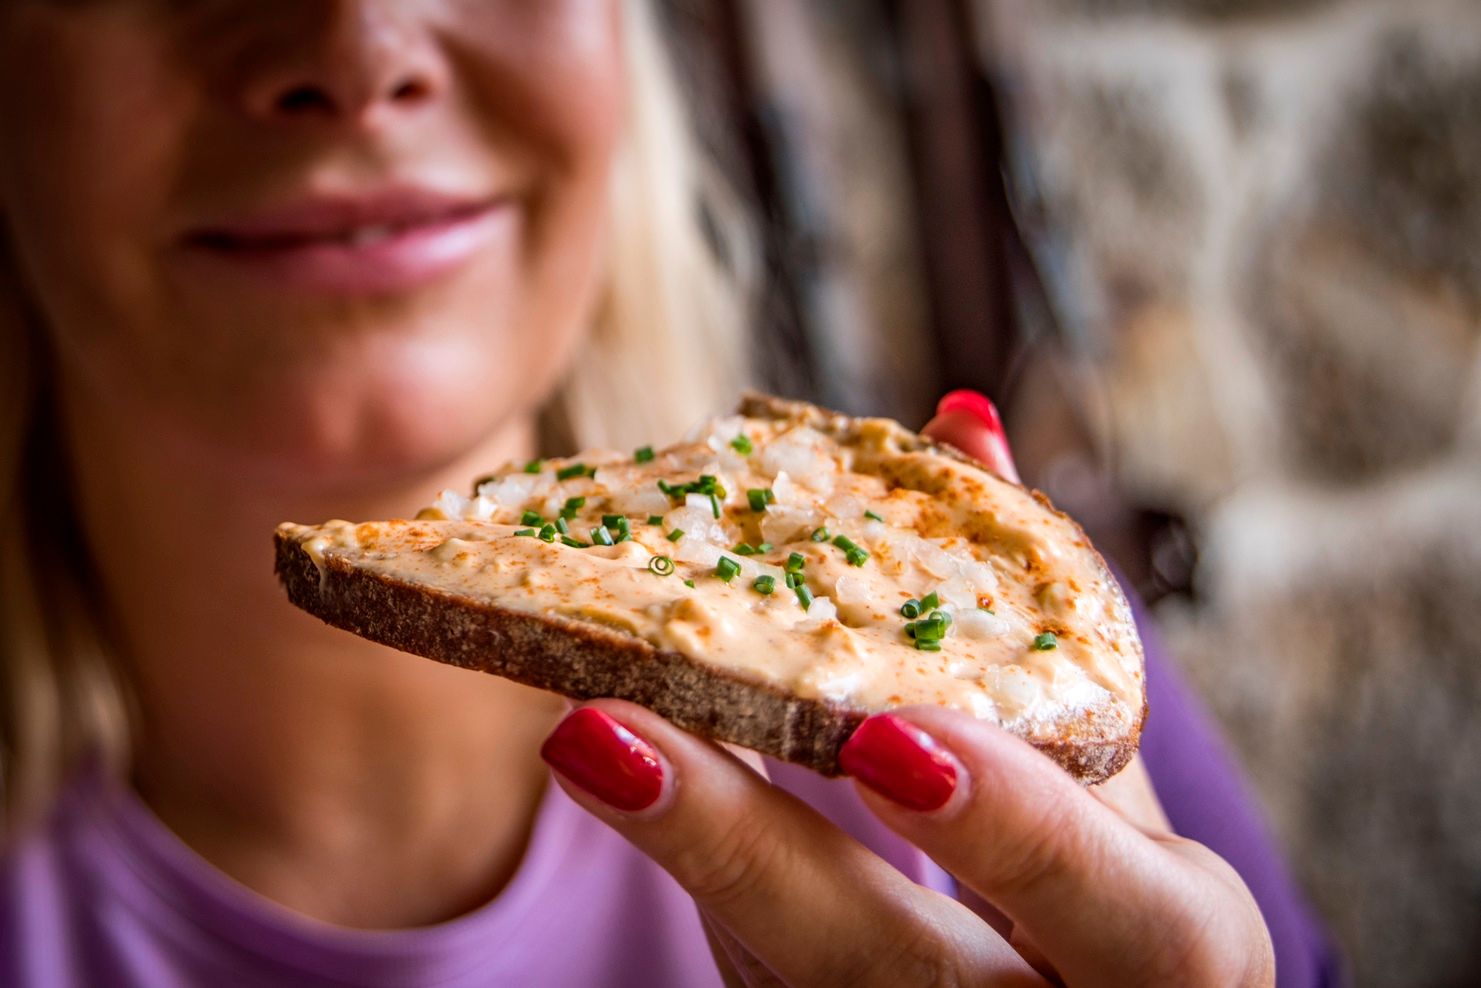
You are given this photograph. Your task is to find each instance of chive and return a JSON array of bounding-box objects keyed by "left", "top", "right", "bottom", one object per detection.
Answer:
[
  {"left": 901, "top": 599, "right": 921, "bottom": 619},
  {"left": 715, "top": 556, "right": 741, "bottom": 583},
  {"left": 915, "top": 641, "right": 942, "bottom": 652},
  {"left": 634, "top": 445, "right": 655, "bottom": 464},
  {"left": 667, "top": 528, "right": 685, "bottom": 542},
  {"left": 658, "top": 474, "right": 726, "bottom": 503},
  {"left": 614, "top": 518, "right": 632, "bottom": 542},
  {"left": 810, "top": 527, "right": 830, "bottom": 543},
  {"left": 920, "top": 591, "right": 940, "bottom": 613},
  {"left": 521, "top": 510, "right": 543, "bottom": 527},
  {"left": 730, "top": 434, "right": 753, "bottom": 455},
  {"left": 905, "top": 614, "right": 949, "bottom": 642},
  {"left": 560, "top": 496, "right": 586, "bottom": 519},
  {"left": 708, "top": 493, "right": 722, "bottom": 519},
  {"left": 756, "top": 543, "right": 773, "bottom": 553},
  {"left": 732, "top": 543, "right": 758, "bottom": 556},
  {"left": 514, "top": 528, "right": 537, "bottom": 537},
  {"left": 785, "top": 551, "right": 805, "bottom": 573},
  {"left": 560, "top": 535, "right": 589, "bottom": 548},
  {"left": 845, "top": 548, "right": 869, "bottom": 567},
  {"left": 647, "top": 515, "right": 665, "bottom": 526},
  {"left": 601, "top": 514, "right": 622, "bottom": 528},
  {"left": 556, "top": 463, "right": 589, "bottom": 481},
  {"left": 590, "top": 526, "right": 615, "bottom": 547},
  {"left": 648, "top": 555, "right": 675, "bottom": 576},
  {"left": 554, "top": 516, "right": 570, "bottom": 535},
  {"left": 753, "top": 575, "right": 776, "bottom": 595},
  {"left": 746, "top": 489, "right": 770, "bottom": 513},
  {"left": 522, "top": 459, "right": 543, "bottom": 474},
  {"left": 785, "top": 572, "right": 803, "bottom": 589},
  {"left": 832, "top": 534, "right": 858, "bottom": 552},
  {"left": 865, "top": 510, "right": 885, "bottom": 522},
  {"left": 537, "top": 524, "right": 558, "bottom": 543},
  {"left": 794, "top": 584, "right": 813, "bottom": 610},
  {"left": 684, "top": 579, "right": 695, "bottom": 588},
  {"left": 1033, "top": 632, "right": 1059, "bottom": 651}
]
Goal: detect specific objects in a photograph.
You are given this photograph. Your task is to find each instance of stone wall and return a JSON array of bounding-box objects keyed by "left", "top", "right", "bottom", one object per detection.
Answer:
[{"left": 977, "top": 0, "right": 1481, "bottom": 982}]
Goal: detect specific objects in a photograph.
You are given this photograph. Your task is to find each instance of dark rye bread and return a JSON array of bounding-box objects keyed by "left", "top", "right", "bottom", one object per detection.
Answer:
[{"left": 275, "top": 394, "right": 1145, "bottom": 782}]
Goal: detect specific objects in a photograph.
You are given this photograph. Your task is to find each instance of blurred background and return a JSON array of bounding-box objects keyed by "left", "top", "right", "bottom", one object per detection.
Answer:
[{"left": 658, "top": 0, "right": 1481, "bottom": 984}]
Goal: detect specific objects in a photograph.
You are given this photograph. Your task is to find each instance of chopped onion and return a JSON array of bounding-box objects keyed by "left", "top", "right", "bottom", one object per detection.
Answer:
[
  {"left": 666, "top": 504, "right": 728, "bottom": 545},
  {"left": 688, "top": 414, "right": 746, "bottom": 449},
  {"left": 477, "top": 472, "right": 549, "bottom": 508},
  {"left": 907, "top": 537, "right": 999, "bottom": 592},
  {"left": 938, "top": 578, "right": 978, "bottom": 611},
  {"left": 606, "top": 486, "right": 672, "bottom": 518},
  {"left": 908, "top": 537, "right": 956, "bottom": 578},
  {"left": 431, "top": 489, "right": 470, "bottom": 520},
  {"left": 759, "top": 506, "right": 820, "bottom": 546},
  {"left": 823, "top": 493, "right": 863, "bottom": 520},
  {"left": 955, "top": 608, "right": 1011, "bottom": 640},
  {"left": 759, "top": 427, "right": 834, "bottom": 490},
  {"left": 771, "top": 471, "right": 805, "bottom": 507},
  {"left": 831, "top": 573, "right": 872, "bottom": 605},
  {"left": 985, "top": 665, "right": 1041, "bottom": 715},
  {"left": 795, "top": 595, "right": 838, "bottom": 629},
  {"left": 674, "top": 539, "right": 724, "bottom": 568}
]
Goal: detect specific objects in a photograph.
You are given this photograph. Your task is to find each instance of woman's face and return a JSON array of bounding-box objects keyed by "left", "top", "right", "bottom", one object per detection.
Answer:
[{"left": 0, "top": 0, "right": 623, "bottom": 485}]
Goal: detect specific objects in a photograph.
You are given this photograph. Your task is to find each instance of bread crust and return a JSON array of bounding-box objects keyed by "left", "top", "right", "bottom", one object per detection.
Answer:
[{"left": 275, "top": 394, "right": 1145, "bottom": 782}]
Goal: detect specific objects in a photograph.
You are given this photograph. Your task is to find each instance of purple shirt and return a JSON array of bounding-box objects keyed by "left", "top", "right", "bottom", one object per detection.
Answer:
[{"left": 1, "top": 612, "right": 1340, "bottom": 986}]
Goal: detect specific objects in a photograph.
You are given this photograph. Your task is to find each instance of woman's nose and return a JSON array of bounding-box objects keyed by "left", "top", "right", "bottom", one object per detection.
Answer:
[{"left": 237, "top": 1, "right": 447, "bottom": 127}]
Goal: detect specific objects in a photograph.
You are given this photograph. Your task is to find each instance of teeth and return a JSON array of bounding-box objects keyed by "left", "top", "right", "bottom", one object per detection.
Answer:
[{"left": 345, "top": 225, "right": 396, "bottom": 247}]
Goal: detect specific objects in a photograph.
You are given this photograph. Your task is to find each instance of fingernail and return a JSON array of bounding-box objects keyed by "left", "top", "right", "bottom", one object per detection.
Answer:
[
  {"left": 937, "top": 389, "right": 1006, "bottom": 442},
  {"left": 541, "top": 708, "right": 665, "bottom": 812},
  {"left": 839, "top": 715, "right": 959, "bottom": 812}
]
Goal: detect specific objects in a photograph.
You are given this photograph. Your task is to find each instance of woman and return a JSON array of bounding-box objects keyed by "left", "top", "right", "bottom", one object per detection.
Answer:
[{"left": 0, "top": 1, "right": 1333, "bottom": 984}]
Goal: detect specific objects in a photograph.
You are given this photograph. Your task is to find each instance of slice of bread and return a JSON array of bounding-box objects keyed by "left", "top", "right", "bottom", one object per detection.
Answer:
[{"left": 275, "top": 394, "right": 1145, "bottom": 782}]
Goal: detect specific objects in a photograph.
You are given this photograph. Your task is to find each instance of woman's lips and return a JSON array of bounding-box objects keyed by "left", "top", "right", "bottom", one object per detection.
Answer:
[{"left": 178, "top": 190, "right": 512, "bottom": 296}]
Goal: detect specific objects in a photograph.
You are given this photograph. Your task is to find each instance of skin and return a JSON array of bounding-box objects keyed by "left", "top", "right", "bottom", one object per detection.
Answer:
[
  {"left": 0, "top": 0, "right": 1274, "bottom": 980},
  {"left": 0, "top": 0, "right": 622, "bottom": 926}
]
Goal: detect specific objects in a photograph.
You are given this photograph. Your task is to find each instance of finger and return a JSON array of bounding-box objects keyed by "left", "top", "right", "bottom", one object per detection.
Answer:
[
  {"left": 1091, "top": 754, "right": 1171, "bottom": 834},
  {"left": 540, "top": 701, "right": 1042, "bottom": 986},
  {"left": 839, "top": 707, "right": 1256, "bottom": 985},
  {"left": 699, "top": 911, "right": 761, "bottom": 988},
  {"left": 921, "top": 389, "right": 1021, "bottom": 484}
]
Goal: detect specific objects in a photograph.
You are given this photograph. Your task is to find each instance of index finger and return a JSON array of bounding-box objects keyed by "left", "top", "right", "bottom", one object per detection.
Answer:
[{"left": 540, "top": 700, "right": 1043, "bottom": 985}]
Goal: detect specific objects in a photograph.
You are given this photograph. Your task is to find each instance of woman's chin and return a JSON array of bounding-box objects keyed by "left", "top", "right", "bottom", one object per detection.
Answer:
[{"left": 211, "top": 336, "right": 548, "bottom": 496}]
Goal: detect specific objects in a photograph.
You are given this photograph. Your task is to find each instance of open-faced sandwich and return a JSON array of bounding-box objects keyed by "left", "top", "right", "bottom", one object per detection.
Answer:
[{"left": 275, "top": 394, "right": 1145, "bottom": 782}]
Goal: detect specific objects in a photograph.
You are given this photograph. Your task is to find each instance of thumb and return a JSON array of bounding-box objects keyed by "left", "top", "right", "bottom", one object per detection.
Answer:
[{"left": 841, "top": 706, "right": 1269, "bottom": 986}]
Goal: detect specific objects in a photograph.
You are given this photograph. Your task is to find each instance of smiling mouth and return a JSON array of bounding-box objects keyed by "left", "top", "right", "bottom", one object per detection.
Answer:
[
  {"left": 185, "top": 198, "right": 500, "bottom": 252},
  {"left": 177, "top": 190, "right": 513, "bottom": 295}
]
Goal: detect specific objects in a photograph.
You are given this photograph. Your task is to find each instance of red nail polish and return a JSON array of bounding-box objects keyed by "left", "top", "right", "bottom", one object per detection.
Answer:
[
  {"left": 936, "top": 389, "right": 1006, "bottom": 441},
  {"left": 541, "top": 708, "right": 665, "bottom": 812},
  {"left": 839, "top": 715, "right": 959, "bottom": 812}
]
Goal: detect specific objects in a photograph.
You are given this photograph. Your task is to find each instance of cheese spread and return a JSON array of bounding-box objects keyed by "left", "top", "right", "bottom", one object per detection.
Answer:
[{"left": 280, "top": 413, "right": 1143, "bottom": 735}]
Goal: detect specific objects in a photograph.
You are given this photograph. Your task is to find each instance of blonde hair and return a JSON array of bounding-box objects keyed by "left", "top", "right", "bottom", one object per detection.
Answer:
[{"left": 0, "top": 0, "right": 752, "bottom": 829}]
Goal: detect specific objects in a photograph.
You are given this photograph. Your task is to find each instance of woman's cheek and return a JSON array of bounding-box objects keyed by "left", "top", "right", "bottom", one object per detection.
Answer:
[{"left": 0, "top": 11, "right": 194, "bottom": 356}]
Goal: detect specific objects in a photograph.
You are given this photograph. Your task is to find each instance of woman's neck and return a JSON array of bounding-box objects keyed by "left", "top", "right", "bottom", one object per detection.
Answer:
[{"left": 60, "top": 386, "right": 564, "bottom": 929}]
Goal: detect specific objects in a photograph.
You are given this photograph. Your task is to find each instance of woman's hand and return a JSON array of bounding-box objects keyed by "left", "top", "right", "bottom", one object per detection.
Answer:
[{"left": 539, "top": 392, "right": 1275, "bottom": 986}]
